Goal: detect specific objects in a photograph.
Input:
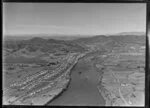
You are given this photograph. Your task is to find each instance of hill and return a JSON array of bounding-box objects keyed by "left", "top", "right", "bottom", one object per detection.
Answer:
[
  {"left": 3, "top": 33, "right": 146, "bottom": 59},
  {"left": 3, "top": 37, "right": 86, "bottom": 56}
]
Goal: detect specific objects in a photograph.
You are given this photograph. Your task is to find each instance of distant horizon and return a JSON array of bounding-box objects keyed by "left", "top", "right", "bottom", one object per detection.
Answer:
[
  {"left": 3, "top": 31, "right": 146, "bottom": 36},
  {"left": 3, "top": 31, "right": 146, "bottom": 41}
]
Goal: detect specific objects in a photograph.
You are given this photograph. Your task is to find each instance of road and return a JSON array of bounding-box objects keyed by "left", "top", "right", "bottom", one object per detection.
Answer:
[{"left": 110, "top": 70, "right": 130, "bottom": 106}]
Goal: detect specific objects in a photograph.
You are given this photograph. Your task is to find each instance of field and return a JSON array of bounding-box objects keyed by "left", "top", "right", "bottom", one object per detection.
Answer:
[{"left": 96, "top": 53, "right": 145, "bottom": 106}]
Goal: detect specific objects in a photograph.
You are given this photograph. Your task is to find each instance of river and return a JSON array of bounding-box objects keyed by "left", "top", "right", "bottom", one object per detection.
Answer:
[{"left": 48, "top": 53, "right": 105, "bottom": 106}]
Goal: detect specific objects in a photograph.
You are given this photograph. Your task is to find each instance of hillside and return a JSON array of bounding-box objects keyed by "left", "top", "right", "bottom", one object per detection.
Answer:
[
  {"left": 4, "top": 37, "right": 86, "bottom": 55},
  {"left": 4, "top": 34, "right": 145, "bottom": 59},
  {"left": 73, "top": 34, "right": 145, "bottom": 45}
]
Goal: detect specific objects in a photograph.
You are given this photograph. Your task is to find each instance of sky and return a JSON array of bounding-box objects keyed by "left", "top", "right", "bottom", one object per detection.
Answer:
[
  {"left": 3, "top": 3, "right": 146, "bottom": 36},
  {"left": 148, "top": 3, "right": 150, "bottom": 46}
]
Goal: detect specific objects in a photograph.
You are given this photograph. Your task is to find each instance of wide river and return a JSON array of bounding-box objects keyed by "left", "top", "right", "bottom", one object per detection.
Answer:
[{"left": 48, "top": 54, "right": 105, "bottom": 106}]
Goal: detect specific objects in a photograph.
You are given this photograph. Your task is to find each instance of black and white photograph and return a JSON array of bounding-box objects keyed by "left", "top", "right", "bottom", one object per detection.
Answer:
[{"left": 2, "top": 3, "right": 146, "bottom": 106}]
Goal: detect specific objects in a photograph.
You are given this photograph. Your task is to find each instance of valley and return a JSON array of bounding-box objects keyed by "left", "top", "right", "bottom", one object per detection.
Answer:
[{"left": 3, "top": 34, "right": 145, "bottom": 106}]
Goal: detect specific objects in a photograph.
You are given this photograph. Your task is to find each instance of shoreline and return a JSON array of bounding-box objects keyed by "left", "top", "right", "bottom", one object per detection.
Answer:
[
  {"left": 4, "top": 52, "right": 107, "bottom": 106},
  {"left": 47, "top": 52, "right": 106, "bottom": 106},
  {"left": 45, "top": 53, "right": 86, "bottom": 105},
  {"left": 92, "top": 57, "right": 110, "bottom": 106},
  {"left": 4, "top": 53, "right": 83, "bottom": 105},
  {"left": 45, "top": 76, "right": 71, "bottom": 105},
  {"left": 97, "top": 83, "right": 112, "bottom": 106}
]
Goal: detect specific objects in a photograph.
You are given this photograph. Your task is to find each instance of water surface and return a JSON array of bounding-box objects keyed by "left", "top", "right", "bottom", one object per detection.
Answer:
[{"left": 48, "top": 56, "right": 105, "bottom": 106}]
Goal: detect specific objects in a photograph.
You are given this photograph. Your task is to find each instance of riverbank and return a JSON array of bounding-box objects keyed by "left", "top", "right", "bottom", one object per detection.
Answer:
[
  {"left": 4, "top": 53, "right": 85, "bottom": 105},
  {"left": 95, "top": 52, "right": 145, "bottom": 106},
  {"left": 44, "top": 53, "right": 87, "bottom": 105},
  {"left": 48, "top": 52, "right": 105, "bottom": 106},
  {"left": 92, "top": 55, "right": 111, "bottom": 106}
]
